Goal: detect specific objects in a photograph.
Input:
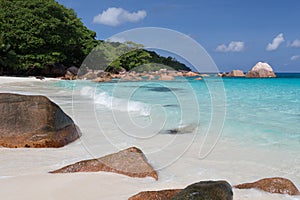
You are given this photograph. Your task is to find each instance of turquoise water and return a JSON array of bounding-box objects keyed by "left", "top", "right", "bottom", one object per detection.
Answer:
[
  {"left": 52, "top": 74, "right": 300, "bottom": 151},
  {"left": 222, "top": 76, "right": 300, "bottom": 150}
]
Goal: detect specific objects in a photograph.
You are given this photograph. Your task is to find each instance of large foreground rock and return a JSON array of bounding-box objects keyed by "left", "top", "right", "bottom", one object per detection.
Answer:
[
  {"left": 50, "top": 147, "right": 158, "bottom": 180},
  {"left": 246, "top": 62, "right": 276, "bottom": 78},
  {"left": 128, "top": 181, "right": 232, "bottom": 200},
  {"left": 129, "top": 189, "right": 181, "bottom": 200},
  {"left": 234, "top": 177, "right": 300, "bottom": 195},
  {"left": 171, "top": 181, "right": 233, "bottom": 200},
  {"left": 0, "top": 93, "right": 80, "bottom": 148}
]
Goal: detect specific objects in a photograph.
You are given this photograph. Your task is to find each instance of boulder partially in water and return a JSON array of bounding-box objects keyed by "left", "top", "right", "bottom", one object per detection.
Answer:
[
  {"left": 50, "top": 147, "right": 158, "bottom": 180},
  {"left": 171, "top": 180, "right": 233, "bottom": 200},
  {"left": 234, "top": 177, "right": 300, "bottom": 195},
  {"left": 0, "top": 93, "right": 80, "bottom": 148},
  {"left": 159, "top": 74, "right": 174, "bottom": 81},
  {"left": 246, "top": 62, "right": 276, "bottom": 78},
  {"left": 228, "top": 70, "right": 245, "bottom": 77}
]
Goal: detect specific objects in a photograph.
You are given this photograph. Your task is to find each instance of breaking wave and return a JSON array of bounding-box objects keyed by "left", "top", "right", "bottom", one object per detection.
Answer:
[{"left": 80, "top": 86, "right": 151, "bottom": 116}]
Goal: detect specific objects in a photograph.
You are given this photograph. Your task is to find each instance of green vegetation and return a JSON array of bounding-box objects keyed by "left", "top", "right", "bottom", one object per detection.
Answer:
[
  {"left": 0, "top": 0, "right": 97, "bottom": 74},
  {"left": 85, "top": 41, "right": 190, "bottom": 73},
  {"left": 0, "top": 0, "right": 190, "bottom": 76}
]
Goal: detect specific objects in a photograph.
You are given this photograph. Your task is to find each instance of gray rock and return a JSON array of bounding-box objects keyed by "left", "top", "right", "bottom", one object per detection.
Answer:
[{"left": 171, "top": 181, "right": 233, "bottom": 200}]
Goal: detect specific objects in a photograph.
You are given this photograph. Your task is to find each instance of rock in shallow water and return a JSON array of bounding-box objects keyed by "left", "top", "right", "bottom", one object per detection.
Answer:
[
  {"left": 234, "top": 177, "right": 300, "bottom": 195},
  {"left": 50, "top": 147, "right": 158, "bottom": 180},
  {"left": 246, "top": 62, "right": 276, "bottom": 78},
  {"left": 0, "top": 93, "right": 80, "bottom": 148},
  {"left": 228, "top": 70, "right": 245, "bottom": 77},
  {"left": 163, "top": 124, "right": 197, "bottom": 134},
  {"left": 171, "top": 181, "right": 233, "bottom": 200}
]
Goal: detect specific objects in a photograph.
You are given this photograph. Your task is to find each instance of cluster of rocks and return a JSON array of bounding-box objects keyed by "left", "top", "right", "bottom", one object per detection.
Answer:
[
  {"left": 218, "top": 62, "right": 276, "bottom": 78},
  {"left": 129, "top": 177, "right": 299, "bottom": 200},
  {"left": 33, "top": 61, "right": 276, "bottom": 81},
  {"left": 130, "top": 181, "right": 233, "bottom": 200},
  {"left": 77, "top": 69, "right": 203, "bottom": 82},
  {"left": 55, "top": 61, "right": 277, "bottom": 82}
]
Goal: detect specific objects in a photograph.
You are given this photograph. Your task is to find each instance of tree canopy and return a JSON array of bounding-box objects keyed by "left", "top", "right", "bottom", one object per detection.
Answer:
[
  {"left": 0, "top": 0, "right": 97, "bottom": 74},
  {"left": 0, "top": 0, "right": 190, "bottom": 76},
  {"left": 84, "top": 41, "right": 191, "bottom": 73}
]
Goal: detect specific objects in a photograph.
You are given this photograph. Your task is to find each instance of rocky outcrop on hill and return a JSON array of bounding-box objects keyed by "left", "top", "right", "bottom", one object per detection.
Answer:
[{"left": 0, "top": 93, "right": 80, "bottom": 148}]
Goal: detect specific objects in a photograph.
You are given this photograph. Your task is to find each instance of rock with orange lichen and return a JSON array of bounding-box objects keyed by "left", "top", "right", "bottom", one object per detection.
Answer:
[
  {"left": 0, "top": 93, "right": 80, "bottom": 148},
  {"left": 50, "top": 147, "right": 158, "bottom": 180},
  {"left": 234, "top": 177, "right": 300, "bottom": 195},
  {"left": 129, "top": 189, "right": 181, "bottom": 200}
]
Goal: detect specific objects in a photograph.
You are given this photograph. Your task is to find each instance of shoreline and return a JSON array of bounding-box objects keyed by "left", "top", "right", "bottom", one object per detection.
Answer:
[
  {"left": 0, "top": 76, "right": 299, "bottom": 200},
  {"left": 0, "top": 76, "right": 59, "bottom": 84}
]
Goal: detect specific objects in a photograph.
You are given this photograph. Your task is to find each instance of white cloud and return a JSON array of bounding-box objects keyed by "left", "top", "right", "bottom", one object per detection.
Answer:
[
  {"left": 266, "top": 33, "right": 285, "bottom": 51},
  {"left": 215, "top": 41, "right": 245, "bottom": 52},
  {"left": 291, "top": 55, "right": 300, "bottom": 61},
  {"left": 290, "top": 39, "right": 300, "bottom": 48},
  {"left": 93, "top": 7, "right": 146, "bottom": 26}
]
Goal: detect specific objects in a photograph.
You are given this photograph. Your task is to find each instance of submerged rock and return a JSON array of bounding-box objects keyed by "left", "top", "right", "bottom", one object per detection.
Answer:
[
  {"left": 246, "top": 62, "right": 276, "bottom": 78},
  {"left": 0, "top": 93, "right": 80, "bottom": 148},
  {"left": 234, "top": 177, "right": 300, "bottom": 195},
  {"left": 164, "top": 124, "right": 197, "bottom": 134},
  {"left": 50, "top": 147, "right": 158, "bottom": 180},
  {"left": 171, "top": 180, "right": 233, "bottom": 200},
  {"left": 129, "top": 189, "right": 181, "bottom": 200}
]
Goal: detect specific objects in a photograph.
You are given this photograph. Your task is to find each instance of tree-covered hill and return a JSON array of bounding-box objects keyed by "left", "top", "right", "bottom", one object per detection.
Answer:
[
  {"left": 0, "top": 0, "right": 190, "bottom": 76},
  {"left": 84, "top": 41, "right": 191, "bottom": 73},
  {"left": 0, "top": 0, "right": 97, "bottom": 75}
]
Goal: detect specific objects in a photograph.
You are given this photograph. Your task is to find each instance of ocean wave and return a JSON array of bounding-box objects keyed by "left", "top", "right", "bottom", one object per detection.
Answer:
[{"left": 80, "top": 86, "right": 151, "bottom": 116}]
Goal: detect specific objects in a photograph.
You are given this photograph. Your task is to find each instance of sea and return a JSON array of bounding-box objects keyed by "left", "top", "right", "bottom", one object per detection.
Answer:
[{"left": 0, "top": 73, "right": 299, "bottom": 200}]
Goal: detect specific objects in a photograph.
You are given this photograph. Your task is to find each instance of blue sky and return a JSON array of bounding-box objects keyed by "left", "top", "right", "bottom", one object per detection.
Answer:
[{"left": 57, "top": 0, "right": 300, "bottom": 72}]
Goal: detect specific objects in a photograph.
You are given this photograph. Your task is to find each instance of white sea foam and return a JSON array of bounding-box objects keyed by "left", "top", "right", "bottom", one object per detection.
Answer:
[{"left": 80, "top": 86, "right": 151, "bottom": 116}]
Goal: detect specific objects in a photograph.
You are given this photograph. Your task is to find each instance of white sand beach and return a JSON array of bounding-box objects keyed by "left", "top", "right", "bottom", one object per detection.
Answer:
[{"left": 0, "top": 77, "right": 299, "bottom": 200}]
